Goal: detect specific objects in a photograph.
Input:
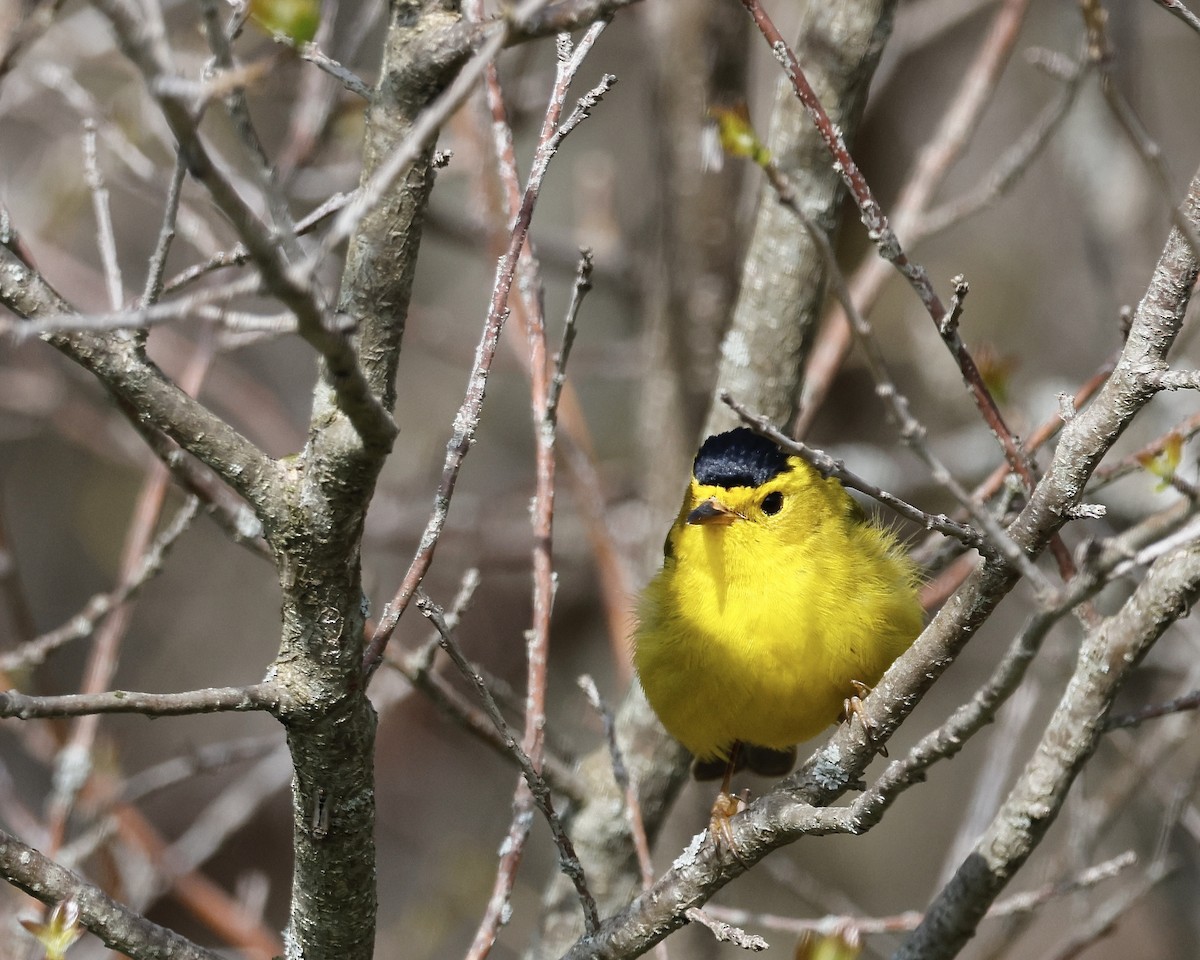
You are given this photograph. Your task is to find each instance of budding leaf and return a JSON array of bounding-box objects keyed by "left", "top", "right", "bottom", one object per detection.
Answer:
[
  {"left": 249, "top": 0, "right": 321, "bottom": 44},
  {"left": 20, "top": 899, "right": 83, "bottom": 960},
  {"left": 795, "top": 930, "right": 862, "bottom": 960},
  {"left": 1136, "top": 431, "right": 1184, "bottom": 491},
  {"left": 708, "top": 103, "right": 771, "bottom": 168}
]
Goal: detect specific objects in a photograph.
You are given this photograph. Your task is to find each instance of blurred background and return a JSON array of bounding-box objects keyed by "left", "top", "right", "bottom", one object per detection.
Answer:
[{"left": 2, "top": 0, "right": 1200, "bottom": 957}]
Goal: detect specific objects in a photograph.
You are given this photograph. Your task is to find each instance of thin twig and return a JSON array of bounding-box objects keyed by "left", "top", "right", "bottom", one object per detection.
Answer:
[
  {"left": 548, "top": 250, "right": 593, "bottom": 421},
  {"left": 141, "top": 153, "right": 188, "bottom": 307},
  {"left": 294, "top": 39, "right": 371, "bottom": 100},
  {"left": 1105, "top": 688, "right": 1200, "bottom": 730},
  {"left": 704, "top": 850, "right": 1137, "bottom": 937},
  {"left": 388, "top": 572, "right": 585, "bottom": 801},
  {"left": 684, "top": 907, "right": 769, "bottom": 952},
  {"left": 578, "top": 675, "right": 655, "bottom": 892},
  {"left": 0, "top": 684, "right": 277, "bottom": 720},
  {"left": 81, "top": 120, "right": 124, "bottom": 311},
  {"left": 362, "top": 70, "right": 617, "bottom": 678},
  {"left": 722, "top": 397, "right": 985, "bottom": 553},
  {"left": 417, "top": 592, "right": 600, "bottom": 934}
]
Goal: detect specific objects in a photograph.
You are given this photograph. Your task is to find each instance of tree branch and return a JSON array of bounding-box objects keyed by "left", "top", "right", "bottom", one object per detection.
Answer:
[
  {"left": 0, "top": 684, "right": 277, "bottom": 720},
  {"left": 1, "top": 826, "right": 224, "bottom": 960},
  {"left": 895, "top": 539, "right": 1200, "bottom": 959}
]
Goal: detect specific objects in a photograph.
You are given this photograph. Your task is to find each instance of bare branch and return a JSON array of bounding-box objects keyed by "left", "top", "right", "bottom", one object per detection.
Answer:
[
  {"left": 81, "top": 120, "right": 124, "bottom": 311},
  {"left": 894, "top": 540, "right": 1200, "bottom": 959},
  {"left": 363, "top": 67, "right": 616, "bottom": 678},
  {"left": 90, "top": 0, "right": 396, "bottom": 450},
  {"left": 684, "top": 907, "right": 769, "bottom": 952},
  {"left": 0, "top": 683, "right": 277, "bottom": 720},
  {"left": 417, "top": 592, "right": 600, "bottom": 934},
  {"left": 0, "top": 825, "right": 224, "bottom": 960}
]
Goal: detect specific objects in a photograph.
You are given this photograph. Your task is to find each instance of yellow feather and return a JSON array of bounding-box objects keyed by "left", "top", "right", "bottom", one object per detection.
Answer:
[{"left": 634, "top": 431, "right": 923, "bottom": 765}]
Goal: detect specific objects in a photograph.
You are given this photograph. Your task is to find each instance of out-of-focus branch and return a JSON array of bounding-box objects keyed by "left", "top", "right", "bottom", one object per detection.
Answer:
[
  {"left": 91, "top": 0, "right": 396, "bottom": 450},
  {"left": 0, "top": 497, "right": 199, "bottom": 674},
  {"left": 705, "top": 0, "right": 896, "bottom": 436},
  {"left": 418, "top": 593, "right": 600, "bottom": 934},
  {"left": 0, "top": 246, "right": 289, "bottom": 522},
  {"left": 797, "top": 0, "right": 1049, "bottom": 430}
]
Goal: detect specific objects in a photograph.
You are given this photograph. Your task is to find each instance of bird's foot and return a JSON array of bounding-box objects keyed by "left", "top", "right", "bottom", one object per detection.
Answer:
[
  {"left": 709, "top": 789, "right": 749, "bottom": 863},
  {"left": 841, "top": 680, "right": 887, "bottom": 757}
]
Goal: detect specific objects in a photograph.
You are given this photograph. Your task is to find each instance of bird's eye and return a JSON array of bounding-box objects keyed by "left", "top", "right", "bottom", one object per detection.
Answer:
[{"left": 761, "top": 491, "right": 783, "bottom": 515}]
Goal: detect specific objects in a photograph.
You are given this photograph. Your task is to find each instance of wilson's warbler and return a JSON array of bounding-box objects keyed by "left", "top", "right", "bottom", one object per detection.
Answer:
[{"left": 634, "top": 428, "right": 923, "bottom": 781}]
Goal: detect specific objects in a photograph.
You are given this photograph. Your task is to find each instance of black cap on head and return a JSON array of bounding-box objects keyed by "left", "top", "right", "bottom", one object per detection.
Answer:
[{"left": 693, "top": 428, "right": 791, "bottom": 489}]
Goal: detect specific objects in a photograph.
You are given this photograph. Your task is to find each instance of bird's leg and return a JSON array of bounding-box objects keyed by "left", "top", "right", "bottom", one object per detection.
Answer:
[
  {"left": 841, "top": 680, "right": 887, "bottom": 757},
  {"left": 709, "top": 744, "right": 748, "bottom": 858}
]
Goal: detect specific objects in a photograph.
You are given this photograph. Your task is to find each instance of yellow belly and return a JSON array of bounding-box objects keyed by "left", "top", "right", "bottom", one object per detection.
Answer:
[{"left": 634, "top": 524, "right": 921, "bottom": 761}]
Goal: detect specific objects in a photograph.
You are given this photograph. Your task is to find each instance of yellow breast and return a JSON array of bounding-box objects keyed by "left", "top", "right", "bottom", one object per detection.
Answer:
[{"left": 634, "top": 458, "right": 922, "bottom": 762}]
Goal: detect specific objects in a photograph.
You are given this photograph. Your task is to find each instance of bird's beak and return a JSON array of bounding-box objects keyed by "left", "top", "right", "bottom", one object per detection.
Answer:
[{"left": 687, "top": 496, "right": 742, "bottom": 526}]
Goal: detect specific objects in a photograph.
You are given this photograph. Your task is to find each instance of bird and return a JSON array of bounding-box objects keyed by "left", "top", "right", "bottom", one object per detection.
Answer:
[{"left": 634, "top": 427, "right": 923, "bottom": 814}]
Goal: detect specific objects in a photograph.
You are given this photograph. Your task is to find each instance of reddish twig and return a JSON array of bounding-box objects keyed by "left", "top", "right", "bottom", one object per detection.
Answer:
[
  {"left": 1105, "top": 689, "right": 1200, "bottom": 730},
  {"left": 741, "top": 0, "right": 1091, "bottom": 589},
  {"left": 44, "top": 342, "right": 214, "bottom": 856},
  {"left": 796, "top": 0, "right": 1034, "bottom": 434},
  {"left": 474, "top": 24, "right": 632, "bottom": 680},
  {"left": 362, "top": 65, "right": 616, "bottom": 680},
  {"left": 460, "top": 21, "right": 606, "bottom": 959},
  {"left": 739, "top": 0, "right": 1033, "bottom": 487}
]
